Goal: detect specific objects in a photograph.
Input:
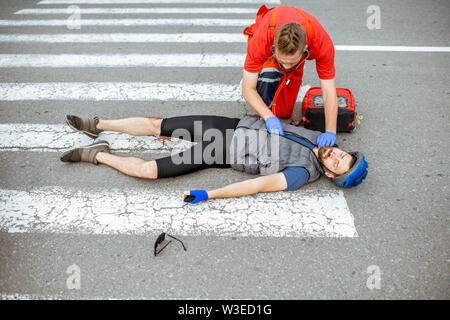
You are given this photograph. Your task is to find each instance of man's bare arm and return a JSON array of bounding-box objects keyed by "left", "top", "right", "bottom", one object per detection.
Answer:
[
  {"left": 208, "top": 173, "right": 287, "bottom": 199},
  {"left": 242, "top": 70, "right": 274, "bottom": 120},
  {"left": 182, "top": 173, "right": 288, "bottom": 201},
  {"left": 319, "top": 78, "right": 338, "bottom": 134}
]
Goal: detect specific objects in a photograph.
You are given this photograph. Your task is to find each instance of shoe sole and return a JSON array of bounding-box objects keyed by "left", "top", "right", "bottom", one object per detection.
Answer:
[
  {"left": 66, "top": 116, "right": 99, "bottom": 139},
  {"left": 60, "top": 140, "right": 109, "bottom": 162}
]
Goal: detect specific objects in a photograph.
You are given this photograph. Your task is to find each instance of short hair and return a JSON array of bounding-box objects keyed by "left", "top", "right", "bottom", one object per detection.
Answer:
[{"left": 274, "top": 22, "right": 306, "bottom": 55}]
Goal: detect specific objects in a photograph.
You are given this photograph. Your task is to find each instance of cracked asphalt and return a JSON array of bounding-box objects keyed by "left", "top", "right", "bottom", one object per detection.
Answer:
[{"left": 0, "top": 0, "right": 449, "bottom": 300}]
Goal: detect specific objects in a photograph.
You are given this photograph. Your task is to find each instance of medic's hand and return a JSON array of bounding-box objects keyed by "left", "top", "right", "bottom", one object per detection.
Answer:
[
  {"left": 317, "top": 131, "right": 336, "bottom": 148},
  {"left": 265, "top": 116, "right": 285, "bottom": 136},
  {"left": 182, "top": 190, "right": 208, "bottom": 204}
]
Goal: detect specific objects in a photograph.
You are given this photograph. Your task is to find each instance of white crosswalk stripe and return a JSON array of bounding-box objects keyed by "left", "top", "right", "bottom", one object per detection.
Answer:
[
  {"left": 15, "top": 8, "right": 259, "bottom": 15},
  {"left": 0, "top": 19, "right": 254, "bottom": 26},
  {"left": 1, "top": 35, "right": 447, "bottom": 51},
  {"left": 0, "top": 123, "right": 193, "bottom": 152},
  {"left": 1, "top": 293, "right": 147, "bottom": 300},
  {"left": 37, "top": 0, "right": 281, "bottom": 4},
  {"left": 0, "top": 187, "right": 357, "bottom": 237},
  {"left": 0, "top": 33, "right": 245, "bottom": 43},
  {"left": 0, "top": 82, "right": 243, "bottom": 101},
  {"left": 0, "top": 82, "right": 306, "bottom": 102},
  {"left": 0, "top": 53, "right": 245, "bottom": 67}
]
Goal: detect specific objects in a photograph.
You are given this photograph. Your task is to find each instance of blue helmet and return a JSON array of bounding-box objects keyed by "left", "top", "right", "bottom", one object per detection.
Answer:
[{"left": 332, "top": 152, "right": 368, "bottom": 188}]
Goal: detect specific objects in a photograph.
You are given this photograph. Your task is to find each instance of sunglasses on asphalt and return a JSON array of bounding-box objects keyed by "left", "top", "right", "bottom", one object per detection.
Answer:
[{"left": 154, "top": 232, "right": 187, "bottom": 256}]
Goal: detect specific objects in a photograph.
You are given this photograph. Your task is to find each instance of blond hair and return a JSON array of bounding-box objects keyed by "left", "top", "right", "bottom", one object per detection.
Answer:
[{"left": 274, "top": 22, "right": 306, "bottom": 55}]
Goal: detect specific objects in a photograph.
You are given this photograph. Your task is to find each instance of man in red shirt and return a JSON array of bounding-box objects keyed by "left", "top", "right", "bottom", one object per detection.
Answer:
[{"left": 242, "top": 5, "right": 338, "bottom": 148}]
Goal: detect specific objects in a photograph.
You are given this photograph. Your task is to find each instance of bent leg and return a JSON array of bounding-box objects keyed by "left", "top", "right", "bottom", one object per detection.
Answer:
[
  {"left": 96, "top": 152, "right": 158, "bottom": 179},
  {"left": 97, "top": 117, "right": 163, "bottom": 136},
  {"left": 257, "top": 67, "right": 283, "bottom": 107},
  {"left": 95, "top": 141, "right": 231, "bottom": 180}
]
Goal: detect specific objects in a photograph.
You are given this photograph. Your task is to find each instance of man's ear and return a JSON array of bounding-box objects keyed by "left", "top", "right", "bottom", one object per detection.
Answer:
[{"left": 323, "top": 170, "right": 335, "bottom": 179}]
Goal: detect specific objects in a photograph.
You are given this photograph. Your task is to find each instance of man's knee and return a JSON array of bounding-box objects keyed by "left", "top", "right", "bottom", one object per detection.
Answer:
[
  {"left": 147, "top": 117, "right": 163, "bottom": 135},
  {"left": 256, "top": 69, "right": 282, "bottom": 106},
  {"left": 138, "top": 161, "right": 158, "bottom": 179}
]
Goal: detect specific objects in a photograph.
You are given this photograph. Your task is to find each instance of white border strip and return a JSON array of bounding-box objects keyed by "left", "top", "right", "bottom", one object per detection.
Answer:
[
  {"left": 0, "top": 82, "right": 243, "bottom": 101},
  {"left": 0, "top": 123, "right": 193, "bottom": 152},
  {"left": 0, "top": 187, "right": 357, "bottom": 237},
  {"left": 0, "top": 19, "right": 253, "bottom": 26},
  {"left": 0, "top": 33, "right": 245, "bottom": 43},
  {"left": 0, "top": 54, "right": 245, "bottom": 67},
  {"left": 15, "top": 8, "right": 258, "bottom": 14},
  {"left": 0, "top": 293, "right": 146, "bottom": 300},
  {"left": 0, "top": 34, "right": 448, "bottom": 51},
  {"left": 37, "top": 0, "right": 280, "bottom": 4},
  {"left": 335, "top": 45, "right": 450, "bottom": 52}
]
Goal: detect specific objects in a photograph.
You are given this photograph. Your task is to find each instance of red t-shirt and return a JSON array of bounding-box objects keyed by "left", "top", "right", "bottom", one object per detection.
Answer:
[{"left": 244, "top": 6, "right": 335, "bottom": 80}]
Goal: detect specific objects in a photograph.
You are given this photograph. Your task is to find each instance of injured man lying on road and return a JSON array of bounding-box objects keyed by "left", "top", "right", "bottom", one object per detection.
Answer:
[{"left": 60, "top": 115, "right": 368, "bottom": 204}]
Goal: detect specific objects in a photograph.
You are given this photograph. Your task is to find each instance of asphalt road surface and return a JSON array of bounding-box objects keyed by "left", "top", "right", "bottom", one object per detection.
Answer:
[{"left": 0, "top": 0, "right": 449, "bottom": 300}]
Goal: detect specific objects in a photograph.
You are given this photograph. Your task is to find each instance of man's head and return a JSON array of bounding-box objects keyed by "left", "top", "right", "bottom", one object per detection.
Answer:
[
  {"left": 273, "top": 22, "right": 307, "bottom": 71},
  {"left": 317, "top": 146, "right": 369, "bottom": 188},
  {"left": 318, "top": 146, "right": 356, "bottom": 178}
]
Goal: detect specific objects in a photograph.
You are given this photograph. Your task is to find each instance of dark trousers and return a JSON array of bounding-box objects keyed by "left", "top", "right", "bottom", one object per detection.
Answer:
[{"left": 156, "top": 115, "right": 240, "bottom": 178}]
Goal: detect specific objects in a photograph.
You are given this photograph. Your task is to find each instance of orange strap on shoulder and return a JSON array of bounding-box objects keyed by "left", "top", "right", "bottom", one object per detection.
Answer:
[
  {"left": 295, "top": 7, "right": 314, "bottom": 45},
  {"left": 268, "top": 7, "right": 280, "bottom": 40},
  {"left": 269, "top": 7, "right": 314, "bottom": 45}
]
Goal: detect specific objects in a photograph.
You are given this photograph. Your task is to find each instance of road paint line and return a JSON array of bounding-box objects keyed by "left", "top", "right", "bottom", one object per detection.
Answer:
[
  {"left": 0, "top": 54, "right": 245, "bottom": 67},
  {"left": 1, "top": 293, "right": 148, "bottom": 300},
  {"left": 0, "top": 19, "right": 254, "bottom": 27},
  {"left": 15, "top": 8, "right": 258, "bottom": 15},
  {"left": 297, "top": 84, "right": 311, "bottom": 102},
  {"left": 0, "top": 187, "right": 358, "bottom": 237},
  {"left": 0, "top": 33, "right": 245, "bottom": 43},
  {"left": 0, "top": 123, "right": 193, "bottom": 152},
  {"left": 0, "top": 34, "right": 448, "bottom": 52},
  {"left": 0, "top": 82, "right": 243, "bottom": 101},
  {"left": 38, "top": 0, "right": 281, "bottom": 4},
  {"left": 334, "top": 45, "right": 450, "bottom": 52}
]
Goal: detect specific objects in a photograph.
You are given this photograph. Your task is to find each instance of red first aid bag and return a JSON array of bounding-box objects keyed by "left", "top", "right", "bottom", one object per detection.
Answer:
[{"left": 301, "top": 87, "right": 357, "bottom": 132}]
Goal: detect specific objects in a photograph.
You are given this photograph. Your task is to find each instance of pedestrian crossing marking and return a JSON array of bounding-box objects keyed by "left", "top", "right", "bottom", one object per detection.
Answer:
[
  {"left": 0, "top": 187, "right": 357, "bottom": 237},
  {"left": 15, "top": 8, "right": 258, "bottom": 15},
  {"left": 0, "top": 33, "right": 245, "bottom": 43},
  {"left": 0, "top": 0, "right": 357, "bottom": 243},
  {"left": 0, "top": 53, "right": 246, "bottom": 67},
  {"left": 0, "top": 82, "right": 243, "bottom": 101},
  {"left": 0, "top": 19, "right": 254, "bottom": 26},
  {"left": 0, "top": 123, "right": 193, "bottom": 153},
  {"left": 37, "top": 0, "right": 281, "bottom": 4}
]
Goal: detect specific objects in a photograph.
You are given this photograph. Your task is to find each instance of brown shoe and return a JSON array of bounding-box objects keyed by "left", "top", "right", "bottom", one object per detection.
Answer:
[
  {"left": 66, "top": 115, "right": 103, "bottom": 138},
  {"left": 60, "top": 140, "right": 109, "bottom": 165}
]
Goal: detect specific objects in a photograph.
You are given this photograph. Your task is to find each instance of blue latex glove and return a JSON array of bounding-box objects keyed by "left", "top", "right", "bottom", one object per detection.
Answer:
[
  {"left": 317, "top": 131, "right": 336, "bottom": 148},
  {"left": 265, "top": 116, "right": 285, "bottom": 136},
  {"left": 185, "top": 190, "right": 208, "bottom": 204}
]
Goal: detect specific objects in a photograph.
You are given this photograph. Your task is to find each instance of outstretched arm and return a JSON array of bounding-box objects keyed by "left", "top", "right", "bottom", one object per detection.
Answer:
[{"left": 182, "top": 173, "right": 288, "bottom": 202}]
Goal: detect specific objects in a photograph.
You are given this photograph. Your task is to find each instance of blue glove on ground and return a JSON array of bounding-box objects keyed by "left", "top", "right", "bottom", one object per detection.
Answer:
[
  {"left": 186, "top": 190, "right": 209, "bottom": 204},
  {"left": 317, "top": 131, "right": 336, "bottom": 148},
  {"left": 265, "top": 116, "right": 285, "bottom": 136}
]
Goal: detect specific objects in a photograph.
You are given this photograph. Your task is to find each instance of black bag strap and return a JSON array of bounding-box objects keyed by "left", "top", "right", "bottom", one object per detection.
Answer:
[{"left": 283, "top": 134, "right": 316, "bottom": 150}]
